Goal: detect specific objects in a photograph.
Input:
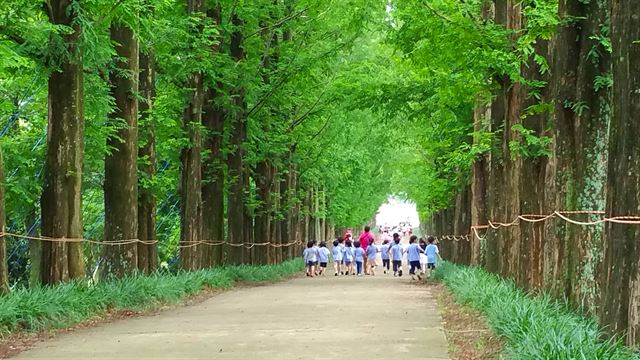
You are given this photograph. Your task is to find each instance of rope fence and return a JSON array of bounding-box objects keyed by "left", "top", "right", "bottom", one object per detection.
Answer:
[
  {"left": 0, "top": 231, "right": 302, "bottom": 249},
  {"left": 435, "top": 210, "right": 640, "bottom": 242}
]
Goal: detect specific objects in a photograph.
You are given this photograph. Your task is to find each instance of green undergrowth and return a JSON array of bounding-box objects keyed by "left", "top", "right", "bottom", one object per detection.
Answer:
[
  {"left": 435, "top": 262, "right": 638, "bottom": 359},
  {"left": 0, "top": 258, "right": 304, "bottom": 336}
]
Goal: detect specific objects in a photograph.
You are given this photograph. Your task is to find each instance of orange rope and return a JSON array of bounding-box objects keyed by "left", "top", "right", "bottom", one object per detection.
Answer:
[
  {"left": 0, "top": 232, "right": 302, "bottom": 249},
  {"left": 437, "top": 210, "right": 640, "bottom": 242}
]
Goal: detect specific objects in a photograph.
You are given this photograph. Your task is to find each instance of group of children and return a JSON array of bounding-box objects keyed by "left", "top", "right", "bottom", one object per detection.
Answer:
[{"left": 303, "top": 233, "right": 442, "bottom": 280}]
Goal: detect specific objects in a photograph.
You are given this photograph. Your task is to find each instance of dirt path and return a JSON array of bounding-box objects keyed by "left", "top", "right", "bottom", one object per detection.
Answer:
[{"left": 13, "top": 272, "right": 449, "bottom": 360}]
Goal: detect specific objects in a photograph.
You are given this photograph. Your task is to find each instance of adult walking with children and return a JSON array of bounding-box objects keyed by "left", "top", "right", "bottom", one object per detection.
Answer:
[{"left": 359, "top": 225, "right": 374, "bottom": 274}]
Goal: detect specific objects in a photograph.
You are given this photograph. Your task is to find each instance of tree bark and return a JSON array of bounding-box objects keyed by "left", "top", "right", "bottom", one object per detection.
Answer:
[
  {"left": 27, "top": 209, "right": 41, "bottom": 287},
  {"left": 137, "top": 48, "right": 158, "bottom": 274},
  {"left": 202, "top": 4, "right": 224, "bottom": 269},
  {"left": 0, "top": 147, "right": 8, "bottom": 294},
  {"left": 303, "top": 188, "right": 311, "bottom": 245},
  {"left": 600, "top": 0, "right": 640, "bottom": 345},
  {"left": 453, "top": 186, "right": 471, "bottom": 265},
  {"left": 484, "top": 0, "right": 524, "bottom": 281},
  {"left": 285, "top": 159, "right": 298, "bottom": 260},
  {"left": 485, "top": 0, "right": 508, "bottom": 276},
  {"left": 518, "top": 39, "right": 550, "bottom": 291},
  {"left": 314, "top": 187, "right": 321, "bottom": 241},
  {"left": 104, "top": 23, "right": 139, "bottom": 278},
  {"left": 271, "top": 165, "right": 281, "bottom": 263},
  {"left": 471, "top": 102, "right": 489, "bottom": 266},
  {"left": 254, "top": 160, "right": 272, "bottom": 264},
  {"left": 501, "top": 0, "right": 524, "bottom": 282},
  {"left": 40, "top": 0, "right": 85, "bottom": 284},
  {"left": 226, "top": 12, "right": 247, "bottom": 265},
  {"left": 548, "top": 0, "right": 611, "bottom": 310},
  {"left": 202, "top": 86, "right": 225, "bottom": 268},
  {"left": 179, "top": 0, "right": 206, "bottom": 271}
]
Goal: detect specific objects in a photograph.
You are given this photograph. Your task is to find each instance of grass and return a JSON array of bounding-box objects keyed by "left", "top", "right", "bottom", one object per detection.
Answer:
[
  {"left": 434, "top": 261, "right": 638, "bottom": 359},
  {"left": 0, "top": 258, "right": 304, "bottom": 336}
]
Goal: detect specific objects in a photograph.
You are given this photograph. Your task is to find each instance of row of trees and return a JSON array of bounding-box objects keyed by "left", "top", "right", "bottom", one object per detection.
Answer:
[
  {"left": 396, "top": 0, "right": 640, "bottom": 346},
  {"left": 0, "top": 0, "right": 402, "bottom": 292}
]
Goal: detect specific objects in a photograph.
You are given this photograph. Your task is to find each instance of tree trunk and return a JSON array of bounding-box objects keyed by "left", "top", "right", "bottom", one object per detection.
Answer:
[
  {"left": 27, "top": 209, "right": 41, "bottom": 287},
  {"left": 272, "top": 165, "right": 282, "bottom": 263},
  {"left": 518, "top": 39, "right": 550, "bottom": 291},
  {"left": 453, "top": 186, "right": 471, "bottom": 265},
  {"left": 501, "top": 1, "right": 524, "bottom": 282},
  {"left": 202, "top": 85, "right": 225, "bottom": 268},
  {"left": 254, "top": 160, "right": 272, "bottom": 264},
  {"left": 548, "top": 0, "right": 611, "bottom": 310},
  {"left": 600, "top": 0, "right": 640, "bottom": 345},
  {"left": 201, "top": 4, "right": 224, "bottom": 269},
  {"left": 316, "top": 188, "right": 322, "bottom": 242},
  {"left": 485, "top": 0, "right": 523, "bottom": 281},
  {"left": 137, "top": 48, "right": 158, "bottom": 274},
  {"left": 40, "top": 0, "right": 85, "bottom": 284},
  {"left": 0, "top": 147, "right": 7, "bottom": 294},
  {"left": 285, "top": 160, "right": 298, "bottom": 260},
  {"left": 226, "top": 12, "right": 246, "bottom": 265},
  {"left": 104, "top": 23, "right": 139, "bottom": 278},
  {"left": 304, "top": 189, "right": 311, "bottom": 245},
  {"left": 179, "top": 79, "right": 204, "bottom": 272},
  {"left": 485, "top": 0, "right": 507, "bottom": 275},
  {"left": 179, "top": 0, "right": 205, "bottom": 271},
  {"left": 242, "top": 145, "right": 252, "bottom": 264},
  {"left": 471, "top": 102, "right": 489, "bottom": 266}
]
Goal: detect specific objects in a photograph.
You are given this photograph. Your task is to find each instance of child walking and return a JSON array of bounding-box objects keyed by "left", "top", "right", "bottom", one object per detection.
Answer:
[
  {"left": 380, "top": 239, "right": 391, "bottom": 274},
  {"left": 332, "top": 238, "right": 344, "bottom": 276},
  {"left": 419, "top": 238, "right": 428, "bottom": 274},
  {"left": 366, "top": 241, "right": 378, "bottom": 275},
  {"left": 353, "top": 241, "right": 365, "bottom": 276},
  {"left": 312, "top": 240, "right": 321, "bottom": 275},
  {"left": 407, "top": 235, "right": 425, "bottom": 280},
  {"left": 343, "top": 239, "right": 355, "bottom": 275},
  {"left": 318, "top": 241, "right": 331, "bottom": 276},
  {"left": 303, "top": 240, "right": 318, "bottom": 277},
  {"left": 425, "top": 236, "right": 443, "bottom": 278},
  {"left": 389, "top": 233, "right": 404, "bottom": 277}
]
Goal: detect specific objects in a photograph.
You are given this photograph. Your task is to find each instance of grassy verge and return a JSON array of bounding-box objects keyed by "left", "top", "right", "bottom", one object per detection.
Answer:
[
  {"left": 0, "top": 258, "right": 303, "bottom": 336},
  {"left": 434, "top": 283, "right": 503, "bottom": 359},
  {"left": 434, "top": 261, "right": 637, "bottom": 359}
]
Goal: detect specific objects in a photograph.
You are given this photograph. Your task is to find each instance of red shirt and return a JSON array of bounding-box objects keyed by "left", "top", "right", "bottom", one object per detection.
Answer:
[{"left": 359, "top": 231, "right": 373, "bottom": 251}]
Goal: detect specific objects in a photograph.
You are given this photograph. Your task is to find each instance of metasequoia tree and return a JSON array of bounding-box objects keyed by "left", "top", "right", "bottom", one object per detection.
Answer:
[
  {"left": 201, "top": 2, "right": 225, "bottom": 269},
  {"left": 600, "top": 0, "right": 640, "bottom": 345},
  {"left": 544, "top": 0, "right": 611, "bottom": 311},
  {"left": 226, "top": 11, "right": 247, "bottom": 265},
  {"left": 179, "top": 0, "right": 206, "bottom": 271},
  {"left": 137, "top": 45, "right": 158, "bottom": 274},
  {"left": 40, "top": 0, "right": 85, "bottom": 284},
  {"left": 104, "top": 16, "right": 140, "bottom": 277},
  {"left": 0, "top": 147, "right": 7, "bottom": 294}
]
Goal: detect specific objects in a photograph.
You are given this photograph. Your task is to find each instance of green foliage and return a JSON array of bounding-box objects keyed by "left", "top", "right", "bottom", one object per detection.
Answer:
[
  {"left": 0, "top": 0, "right": 564, "bottom": 281},
  {"left": 0, "top": 258, "right": 303, "bottom": 335},
  {"left": 435, "top": 262, "right": 638, "bottom": 359},
  {"left": 509, "top": 124, "right": 552, "bottom": 159}
]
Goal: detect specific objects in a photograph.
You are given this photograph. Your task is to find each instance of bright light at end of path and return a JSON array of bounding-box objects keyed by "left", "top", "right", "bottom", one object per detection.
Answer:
[{"left": 375, "top": 196, "right": 420, "bottom": 228}]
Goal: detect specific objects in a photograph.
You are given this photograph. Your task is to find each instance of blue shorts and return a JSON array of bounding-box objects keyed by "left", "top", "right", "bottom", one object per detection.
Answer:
[{"left": 409, "top": 260, "right": 420, "bottom": 274}]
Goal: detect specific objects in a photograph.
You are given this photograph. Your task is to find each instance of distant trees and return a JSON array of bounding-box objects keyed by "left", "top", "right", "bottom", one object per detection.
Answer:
[{"left": 0, "top": 0, "right": 389, "bottom": 288}]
